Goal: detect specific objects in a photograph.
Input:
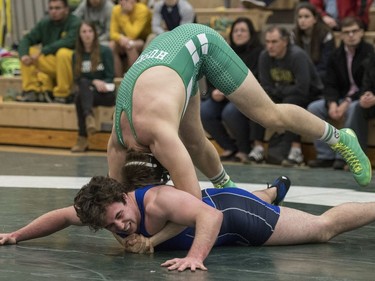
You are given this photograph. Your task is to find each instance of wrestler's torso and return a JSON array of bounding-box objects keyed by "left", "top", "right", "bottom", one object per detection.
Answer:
[
  {"left": 132, "top": 185, "right": 280, "bottom": 250},
  {"left": 114, "top": 23, "right": 229, "bottom": 147}
]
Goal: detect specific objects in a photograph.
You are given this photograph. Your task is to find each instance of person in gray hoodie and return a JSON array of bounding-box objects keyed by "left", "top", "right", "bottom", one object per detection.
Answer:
[{"left": 73, "top": 0, "right": 114, "bottom": 44}]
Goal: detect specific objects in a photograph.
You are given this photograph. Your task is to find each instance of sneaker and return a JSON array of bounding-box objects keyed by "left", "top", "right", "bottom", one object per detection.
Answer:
[
  {"left": 214, "top": 178, "right": 237, "bottom": 189},
  {"left": 330, "top": 128, "right": 372, "bottom": 186},
  {"left": 53, "top": 97, "right": 68, "bottom": 104},
  {"left": 53, "top": 94, "right": 75, "bottom": 104},
  {"left": 42, "top": 91, "right": 54, "bottom": 103},
  {"left": 281, "top": 148, "right": 304, "bottom": 167},
  {"left": 268, "top": 176, "right": 291, "bottom": 206},
  {"left": 16, "top": 91, "right": 38, "bottom": 102},
  {"left": 248, "top": 146, "right": 264, "bottom": 163},
  {"left": 71, "top": 136, "right": 88, "bottom": 153},
  {"left": 85, "top": 114, "right": 97, "bottom": 136}
]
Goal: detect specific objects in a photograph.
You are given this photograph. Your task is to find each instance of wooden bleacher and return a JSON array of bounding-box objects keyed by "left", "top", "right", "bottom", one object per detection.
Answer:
[
  {"left": 1, "top": 0, "right": 375, "bottom": 158},
  {"left": 0, "top": 77, "right": 122, "bottom": 151},
  {"left": 1, "top": 75, "right": 375, "bottom": 163}
]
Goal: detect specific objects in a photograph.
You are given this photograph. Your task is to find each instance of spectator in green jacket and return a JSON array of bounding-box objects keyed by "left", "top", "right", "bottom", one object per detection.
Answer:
[
  {"left": 71, "top": 21, "right": 116, "bottom": 152},
  {"left": 17, "top": 0, "right": 81, "bottom": 103}
]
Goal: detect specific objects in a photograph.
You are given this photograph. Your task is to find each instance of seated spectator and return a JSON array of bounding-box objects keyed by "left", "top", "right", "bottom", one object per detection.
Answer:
[
  {"left": 291, "top": 2, "right": 335, "bottom": 81},
  {"left": 17, "top": 0, "right": 81, "bottom": 103},
  {"left": 73, "top": 0, "right": 114, "bottom": 45},
  {"left": 307, "top": 17, "right": 374, "bottom": 169},
  {"left": 253, "top": 25, "right": 323, "bottom": 166},
  {"left": 309, "top": 0, "right": 374, "bottom": 30},
  {"left": 145, "top": 0, "right": 195, "bottom": 46},
  {"left": 345, "top": 53, "right": 375, "bottom": 164},
  {"left": 109, "top": 0, "right": 151, "bottom": 77},
  {"left": 201, "top": 18, "right": 263, "bottom": 164},
  {"left": 71, "top": 21, "right": 116, "bottom": 153}
]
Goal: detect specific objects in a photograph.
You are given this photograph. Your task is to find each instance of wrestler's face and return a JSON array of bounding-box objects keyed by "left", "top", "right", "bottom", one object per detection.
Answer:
[
  {"left": 297, "top": 8, "right": 316, "bottom": 31},
  {"left": 232, "top": 22, "right": 251, "bottom": 46},
  {"left": 103, "top": 194, "right": 139, "bottom": 235}
]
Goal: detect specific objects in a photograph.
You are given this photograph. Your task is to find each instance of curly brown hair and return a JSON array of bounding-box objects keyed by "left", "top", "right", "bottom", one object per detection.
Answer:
[
  {"left": 74, "top": 176, "right": 128, "bottom": 231},
  {"left": 122, "top": 149, "right": 169, "bottom": 190}
]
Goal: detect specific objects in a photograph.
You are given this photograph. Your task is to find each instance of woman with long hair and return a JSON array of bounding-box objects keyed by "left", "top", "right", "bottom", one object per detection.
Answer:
[
  {"left": 291, "top": 2, "right": 335, "bottom": 80},
  {"left": 71, "top": 20, "right": 116, "bottom": 152}
]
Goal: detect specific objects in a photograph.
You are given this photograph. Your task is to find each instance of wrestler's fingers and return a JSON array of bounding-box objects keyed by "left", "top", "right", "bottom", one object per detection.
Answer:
[
  {"left": 161, "top": 258, "right": 179, "bottom": 267},
  {"left": 0, "top": 235, "right": 16, "bottom": 245},
  {"left": 123, "top": 233, "right": 142, "bottom": 245},
  {"left": 193, "top": 263, "right": 207, "bottom": 271},
  {"left": 124, "top": 238, "right": 138, "bottom": 246},
  {"left": 178, "top": 262, "right": 207, "bottom": 272}
]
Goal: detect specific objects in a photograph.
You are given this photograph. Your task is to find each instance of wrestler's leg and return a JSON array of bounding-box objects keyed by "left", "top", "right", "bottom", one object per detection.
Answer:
[
  {"left": 252, "top": 175, "right": 290, "bottom": 206},
  {"left": 202, "top": 27, "right": 370, "bottom": 186},
  {"left": 179, "top": 94, "right": 224, "bottom": 180},
  {"left": 179, "top": 97, "right": 284, "bottom": 201},
  {"left": 252, "top": 188, "right": 276, "bottom": 205},
  {"left": 227, "top": 71, "right": 325, "bottom": 139},
  {"left": 265, "top": 202, "right": 375, "bottom": 245},
  {"left": 227, "top": 72, "right": 371, "bottom": 186}
]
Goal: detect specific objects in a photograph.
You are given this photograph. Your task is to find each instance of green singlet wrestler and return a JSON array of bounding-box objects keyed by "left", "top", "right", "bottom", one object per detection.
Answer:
[{"left": 108, "top": 23, "right": 371, "bottom": 201}]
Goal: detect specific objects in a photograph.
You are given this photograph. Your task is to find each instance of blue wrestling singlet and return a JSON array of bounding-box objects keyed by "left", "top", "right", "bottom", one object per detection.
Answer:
[{"left": 127, "top": 186, "right": 281, "bottom": 251}]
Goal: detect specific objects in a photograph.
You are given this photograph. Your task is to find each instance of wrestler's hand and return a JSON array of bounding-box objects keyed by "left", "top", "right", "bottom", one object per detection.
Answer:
[
  {"left": 161, "top": 257, "right": 207, "bottom": 272},
  {"left": 123, "top": 233, "right": 154, "bottom": 254},
  {"left": 0, "top": 233, "right": 17, "bottom": 246}
]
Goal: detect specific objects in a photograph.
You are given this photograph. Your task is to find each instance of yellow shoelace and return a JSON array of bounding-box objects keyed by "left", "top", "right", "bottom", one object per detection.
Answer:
[{"left": 332, "top": 142, "right": 362, "bottom": 173}]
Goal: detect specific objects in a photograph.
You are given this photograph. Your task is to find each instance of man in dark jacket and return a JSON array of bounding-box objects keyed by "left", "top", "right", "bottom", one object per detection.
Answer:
[
  {"left": 308, "top": 17, "right": 374, "bottom": 169},
  {"left": 254, "top": 25, "right": 323, "bottom": 166},
  {"left": 345, "top": 53, "right": 375, "bottom": 168}
]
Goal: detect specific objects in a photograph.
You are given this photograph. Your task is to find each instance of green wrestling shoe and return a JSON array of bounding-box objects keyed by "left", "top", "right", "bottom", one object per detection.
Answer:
[
  {"left": 330, "top": 128, "right": 372, "bottom": 187},
  {"left": 214, "top": 178, "right": 237, "bottom": 188}
]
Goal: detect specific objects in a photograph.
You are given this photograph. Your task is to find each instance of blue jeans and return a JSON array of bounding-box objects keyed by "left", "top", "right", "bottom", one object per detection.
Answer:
[
  {"left": 346, "top": 101, "right": 375, "bottom": 152},
  {"left": 201, "top": 98, "right": 251, "bottom": 153}
]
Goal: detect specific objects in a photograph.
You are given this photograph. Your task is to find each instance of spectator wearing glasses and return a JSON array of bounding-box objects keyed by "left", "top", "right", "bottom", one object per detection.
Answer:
[{"left": 307, "top": 17, "right": 374, "bottom": 169}]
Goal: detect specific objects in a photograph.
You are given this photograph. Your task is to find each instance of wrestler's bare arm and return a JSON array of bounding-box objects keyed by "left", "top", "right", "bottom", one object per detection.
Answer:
[
  {"left": 0, "top": 206, "right": 82, "bottom": 245},
  {"left": 150, "top": 186, "right": 223, "bottom": 271},
  {"left": 119, "top": 222, "right": 186, "bottom": 253},
  {"left": 107, "top": 129, "right": 127, "bottom": 183},
  {"left": 147, "top": 121, "right": 202, "bottom": 199}
]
